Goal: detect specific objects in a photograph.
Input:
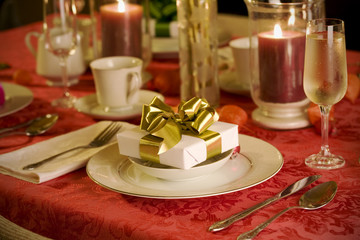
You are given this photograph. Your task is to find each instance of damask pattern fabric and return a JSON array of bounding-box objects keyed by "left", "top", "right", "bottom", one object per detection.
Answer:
[{"left": 0, "top": 22, "right": 359, "bottom": 240}]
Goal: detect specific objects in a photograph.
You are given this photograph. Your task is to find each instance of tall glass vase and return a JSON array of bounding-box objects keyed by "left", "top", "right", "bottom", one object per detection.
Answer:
[{"left": 177, "top": 0, "right": 219, "bottom": 107}]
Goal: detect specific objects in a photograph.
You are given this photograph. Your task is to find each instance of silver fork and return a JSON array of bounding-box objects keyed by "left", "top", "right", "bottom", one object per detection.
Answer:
[{"left": 22, "top": 122, "right": 122, "bottom": 171}]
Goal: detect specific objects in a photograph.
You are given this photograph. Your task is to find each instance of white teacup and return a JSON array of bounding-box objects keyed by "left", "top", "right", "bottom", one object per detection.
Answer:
[
  {"left": 229, "top": 37, "right": 251, "bottom": 89},
  {"left": 25, "top": 31, "right": 86, "bottom": 86},
  {"left": 90, "top": 56, "right": 143, "bottom": 112}
]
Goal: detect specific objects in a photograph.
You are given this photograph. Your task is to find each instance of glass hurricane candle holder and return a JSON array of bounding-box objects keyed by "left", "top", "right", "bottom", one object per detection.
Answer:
[
  {"left": 244, "top": 0, "right": 325, "bottom": 129},
  {"left": 96, "top": 0, "right": 151, "bottom": 69}
]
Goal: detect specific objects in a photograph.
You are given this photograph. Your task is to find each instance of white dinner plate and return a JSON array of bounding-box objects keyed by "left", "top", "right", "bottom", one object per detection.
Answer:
[
  {"left": 86, "top": 134, "right": 283, "bottom": 199},
  {"left": 152, "top": 29, "right": 232, "bottom": 59},
  {"left": 219, "top": 70, "right": 250, "bottom": 96},
  {"left": 152, "top": 38, "right": 179, "bottom": 59},
  {"left": 75, "top": 90, "right": 164, "bottom": 120},
  {"left": 0, "top": 82, "right": 33, "bottom": 117}
]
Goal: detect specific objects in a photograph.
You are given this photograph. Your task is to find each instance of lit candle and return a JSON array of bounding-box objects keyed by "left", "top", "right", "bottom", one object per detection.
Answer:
[
  {"left": 258, "top": 24, "right": 306, "bottom": 103},
  {"left": 100, "top": 1, "right": 143, "bottom": 58}
]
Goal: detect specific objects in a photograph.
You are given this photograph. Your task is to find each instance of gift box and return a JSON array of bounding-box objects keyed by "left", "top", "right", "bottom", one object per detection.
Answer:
[
  {"left": 117, "top": 121, "right": 238, "bottom": 169},
  {"left": 118, "top": 97, "right": 239, "bottom": 169}
]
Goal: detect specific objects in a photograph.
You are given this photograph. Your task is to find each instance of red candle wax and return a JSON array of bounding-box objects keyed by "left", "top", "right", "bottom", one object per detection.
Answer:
[
  {"left": 258, "top": 29, "right": 306, "bottom": 103},
  {"left": 100, "top": 2, "right": 143, "bottom": 58}
]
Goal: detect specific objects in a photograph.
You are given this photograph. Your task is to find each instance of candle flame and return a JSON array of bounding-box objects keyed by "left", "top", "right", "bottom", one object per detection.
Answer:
[
  {"left": 117, "top": 0, "right": 125, "bottom": 12},
  {"left": 274, "top": 24, "right": 282, "bottom": 38},
  {"left": 288, "top": 8, "right": 295, "bottom": 26}
]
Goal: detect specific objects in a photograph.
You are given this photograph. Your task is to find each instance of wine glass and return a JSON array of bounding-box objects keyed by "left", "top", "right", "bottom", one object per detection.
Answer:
[
  {"left": 44, "top": 0, "right": 78, "bottom": 108},
  {"left": 303, "top": 18, "right": 348, "bottom": 169}
]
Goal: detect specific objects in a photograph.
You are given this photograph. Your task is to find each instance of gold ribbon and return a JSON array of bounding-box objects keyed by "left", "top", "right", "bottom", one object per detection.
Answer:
[{"left": 139, "top": 97, "right": 221, "bottom": 163}]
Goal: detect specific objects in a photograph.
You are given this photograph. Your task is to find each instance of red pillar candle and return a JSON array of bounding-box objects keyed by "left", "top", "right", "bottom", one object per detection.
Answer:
[
  {"left": 258, "top": 24, "right": 306, "bottom": 103},
  {"left": 100, "top": 2, "right": 143, "bottom": 58}
]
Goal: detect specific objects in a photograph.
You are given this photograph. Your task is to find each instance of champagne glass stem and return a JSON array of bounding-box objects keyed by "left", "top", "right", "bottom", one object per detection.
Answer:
[
  {"left": 59, "top": 56, "right": 70, "bottom": 98},
  {"left": 319, "top": 105, "right": 331, "bottom": 157},
  {"left": 52, "top": 55, "right": 75, "bottom": 108}
]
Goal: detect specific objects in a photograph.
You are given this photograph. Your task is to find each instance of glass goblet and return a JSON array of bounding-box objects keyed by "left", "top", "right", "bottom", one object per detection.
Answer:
[{"left": 44, "top": 0, "right": 78, "bottom": 108}]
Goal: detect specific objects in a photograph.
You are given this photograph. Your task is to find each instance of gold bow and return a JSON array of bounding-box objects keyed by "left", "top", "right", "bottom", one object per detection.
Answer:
[{"left": 139, "top": 97, "right": 221, "bottom": 163}]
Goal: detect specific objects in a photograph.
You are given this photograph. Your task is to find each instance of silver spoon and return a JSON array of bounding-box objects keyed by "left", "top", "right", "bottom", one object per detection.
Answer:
[
  {"left": 0, "top": 114, "right": 58, "bottom": 134},
  {"left": 208, "top": 175, "right": 321, "bottom": 232},
  {"left": 237, "top": 181, "right": 337, "bottom": 240},
  {"left": 0, "top": 113, "right": 58, "bottom": 138}
]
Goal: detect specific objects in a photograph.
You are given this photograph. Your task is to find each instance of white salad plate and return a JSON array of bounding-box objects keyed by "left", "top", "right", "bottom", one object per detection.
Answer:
[
  {"left": 74, "top": 90, "right": 164, "bottom": 120},
  {"left": 152, "top": 29, "right": 231, "bottom": 59},
  {"left": 87, "top": 134, "right": 283, "bottom": 199},
  {"left": 0, "top": 82, "right": 33, "bottom": 117},
  {"left": 128, "top": 148, "right": 233, "bottom": 181}
]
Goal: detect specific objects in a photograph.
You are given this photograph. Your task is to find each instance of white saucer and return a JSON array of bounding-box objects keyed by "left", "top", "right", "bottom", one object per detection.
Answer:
[
  {"left": 75, "top": 90, "right": 164, "bottom": 120},
  {"left": 0, "top": 82, "right": 33, "bottom": 117},
  {"left": 128, "top": 148, "right": 233, "bottom": 181},
  {"left": 219, "top": 70, "right": 250, "bottom": 96},
  {"left": 86, "top": 134, "right": 283, "bottom": 199}
]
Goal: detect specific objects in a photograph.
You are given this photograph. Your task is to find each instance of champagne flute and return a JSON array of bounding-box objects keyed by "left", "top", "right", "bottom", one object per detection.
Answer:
[
  {"left": 303, "top": 18, "right": 348, "bottom": 169},
  {"left": 44, "top": 0, "right": 78, "bottom": 108}
]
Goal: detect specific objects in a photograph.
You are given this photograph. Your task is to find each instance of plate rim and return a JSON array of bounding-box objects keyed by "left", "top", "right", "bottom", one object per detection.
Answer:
[
  {"left": 74, "top": 90, "right": 164, "bottom": 120},
  {"left": 0, "top": 82, "right": 33, "bottom": 117},
  {"left": 86, "top": 134, "right": 284, "bottom": 199},
  {"left": 152, "top": 29, "right": 231, "bottom": 59}
]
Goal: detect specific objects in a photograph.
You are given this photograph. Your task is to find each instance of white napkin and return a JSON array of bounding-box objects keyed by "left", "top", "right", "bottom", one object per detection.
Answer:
[{"left": 0, "top": 121, "right": 136, "bottom": 184}]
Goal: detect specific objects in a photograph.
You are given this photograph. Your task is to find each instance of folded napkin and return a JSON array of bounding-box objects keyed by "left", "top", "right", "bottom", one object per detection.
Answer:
[{"left": 0, "top": 121, "right": 136, "bottom": 184}]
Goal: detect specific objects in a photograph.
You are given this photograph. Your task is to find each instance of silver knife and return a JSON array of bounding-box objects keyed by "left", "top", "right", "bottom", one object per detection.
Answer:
[{"left": 208, "top": 175, "right": 321, "bottom": 232}]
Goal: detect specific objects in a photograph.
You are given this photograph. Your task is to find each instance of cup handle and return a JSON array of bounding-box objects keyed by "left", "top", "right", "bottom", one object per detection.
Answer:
[
  {"left": 25, "top": 32, "right": 41, "bottom": 56},
  {"left": 127, "top": 72, "right": 142, "bottom": 104}
]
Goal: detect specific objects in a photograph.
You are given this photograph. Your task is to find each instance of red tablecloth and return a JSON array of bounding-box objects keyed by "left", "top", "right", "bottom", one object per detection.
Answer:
[{"left": 0, "top": 22, "right": 360, "bottom": 240}]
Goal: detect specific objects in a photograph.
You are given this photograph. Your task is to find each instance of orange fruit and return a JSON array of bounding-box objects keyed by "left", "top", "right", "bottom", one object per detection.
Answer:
[
  {"left": 171, "top": 104, "right": 178, "bottom": 113},
  {"left": 307, "top": 102, "right": 335, "bottom": 124},
  {"left": 13, "top": 69, "right": 33, "bottom": 85},
  {"left": 307, "top": 102, "right": 335, "bottom": 134},
  {"left": 154, "top": 69, "right": 180, "bottom": 96},
  {"left": 345, "top": 73, "right": 360, "bottom": 104},
  {"left": 218, "top": 105, "right": 248, "bottom": 131}
]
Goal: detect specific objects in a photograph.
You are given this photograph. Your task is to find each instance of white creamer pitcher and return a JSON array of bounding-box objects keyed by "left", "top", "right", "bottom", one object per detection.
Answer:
[{"left": 25, "top": 31, "right": 86, "bottom": 86}]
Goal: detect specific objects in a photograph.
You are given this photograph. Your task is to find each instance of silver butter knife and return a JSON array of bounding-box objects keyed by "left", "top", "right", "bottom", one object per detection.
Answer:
[{"left": 208, "top": 175, "right": 321, "bottom": 232}]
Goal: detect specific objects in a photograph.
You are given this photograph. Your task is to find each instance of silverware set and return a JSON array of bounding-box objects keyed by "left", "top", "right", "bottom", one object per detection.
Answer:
[
  {"left": 208, "top": 175, "right": 337, "bottom": 239},
  {"left": 1, "top": 116, "right": 121, "bottom": 170},
  {"left": 22, "top": 121, "right": 122, "bottom": 170}
]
